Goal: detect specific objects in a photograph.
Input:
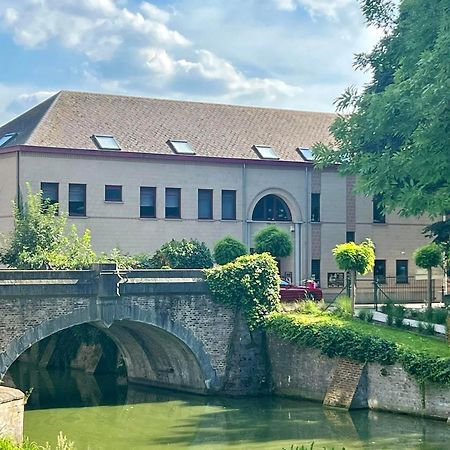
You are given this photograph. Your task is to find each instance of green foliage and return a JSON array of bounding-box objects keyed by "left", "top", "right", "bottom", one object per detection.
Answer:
[
  {"left": 213, "top": 236, "right": 247, "bottom": 265},
  {"left": 314, "top": 0, "right": 450, "bottom": 218},
  {"left": 98, "top": 248, "right": 138, "bottom": 270},
  {"left": 335, "top": 296, "right": 353, "bottom": 319},
  {"left": 204, "top": 253, "right": 281, "bottom": 329},
  {"left": 414, "top": 244, "right": 443, "bottom": 270},
  {"left": 332, "top": 239, "right": 375, "bottom": 275},
  {"left": 282, "top": 444, "right": 345, "bottom": 450},
  {"left": 133, "top": 253, "right": 156, "bottom": 269},
  {"left": 0, "top": 187, "right": 96, "bottom": 269},
  {"left": 151, "top": 239, "right": 213, "bottom": 269},
  {"left": 254, "top": 225, "right": 293, "bottom": 258},
  {"left": 266, "top": 311, "right": 450, "bottom": 385},
  {"left": 297, "top": 300, "right": 325, "bottom": 315},
  {"left": 0, "top": 433, "right": 74, "bottom": 450}
]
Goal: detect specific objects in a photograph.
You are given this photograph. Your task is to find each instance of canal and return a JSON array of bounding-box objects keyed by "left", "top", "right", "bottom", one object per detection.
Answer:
[{"left": 6, "top": 362, "right": 450, "bottom": 450}]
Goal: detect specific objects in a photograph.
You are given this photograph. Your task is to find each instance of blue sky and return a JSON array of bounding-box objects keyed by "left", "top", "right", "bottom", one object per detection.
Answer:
[{"left": 0, "top": 0, "right": 381, "bottom": 125}]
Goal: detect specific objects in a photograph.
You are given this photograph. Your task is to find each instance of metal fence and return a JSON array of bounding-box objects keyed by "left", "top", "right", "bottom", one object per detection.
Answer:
[{"left": 355, "top": 276, "right": 435, "bottom": 306}]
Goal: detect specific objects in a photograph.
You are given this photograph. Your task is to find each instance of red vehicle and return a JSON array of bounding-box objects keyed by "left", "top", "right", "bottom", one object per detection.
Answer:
[{"left": 280, "top": 280, "right": 323, "bottom": 301}]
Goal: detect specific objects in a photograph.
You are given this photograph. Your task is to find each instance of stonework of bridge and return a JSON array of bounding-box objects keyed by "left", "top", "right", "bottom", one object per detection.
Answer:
[{"left": 0, "top": 266, "right": 268, "bottom": 396}]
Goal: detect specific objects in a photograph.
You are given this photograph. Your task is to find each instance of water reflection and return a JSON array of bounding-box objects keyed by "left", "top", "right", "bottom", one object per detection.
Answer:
[{"left": 6, "top": 363, "right": 450, "bottom": 450}]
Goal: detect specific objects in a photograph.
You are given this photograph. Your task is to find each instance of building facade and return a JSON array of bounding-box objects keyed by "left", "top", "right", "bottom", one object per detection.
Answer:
[{"left": 0, "top": 91, "right": 440, "bottom": 298}]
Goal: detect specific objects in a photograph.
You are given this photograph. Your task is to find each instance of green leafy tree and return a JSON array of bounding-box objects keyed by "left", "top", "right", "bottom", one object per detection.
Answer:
[
  {"left": 254, "top": 225, "right": 292, "bottom": 259},
  {"left": 0, "top": 187, "right": 96, "bottom": 269},
  {"left": 213, "top": 236, "right": 247, "bottom": 265},
  {"left": 332, "top": 239, "right": 376, "bottom": 314},
  {"left": 204, "top": 253, "right": 280, "bottom": 329},
  {"left": 151, "top": 239, "right": 213, "bottom": 269},
  {"left": 314, "top": 0, "right": 450, "bottom": 219},
  {"left": 414, "top": 243, "right": 443, "bottom": 309}
]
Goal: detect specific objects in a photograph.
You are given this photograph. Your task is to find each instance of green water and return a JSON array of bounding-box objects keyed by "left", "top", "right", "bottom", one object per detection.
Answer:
[{"left": 8, "top": 363, "right": 450, "bottom": 450}]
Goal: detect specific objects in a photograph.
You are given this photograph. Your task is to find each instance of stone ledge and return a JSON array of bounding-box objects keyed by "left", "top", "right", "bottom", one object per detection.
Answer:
[{"left": 0, "top": 387, "right": 25, "bottom": 403}]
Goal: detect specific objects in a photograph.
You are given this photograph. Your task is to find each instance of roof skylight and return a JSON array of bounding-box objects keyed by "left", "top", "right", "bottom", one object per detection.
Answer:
[
  {"left": 297, "top": 147, "right": 315, "bottom": 161},
  {"left": 92, "top": 135, "right": 121, "bottom": 150},
  {"left": 167, "top": 140, "right": 195, "bottom": 155},
  {"left": 0, "top": 132, "right": 17, "bottom": 148},
  {"left": 253, "top": 145, "right": 279, "bottom": 160}
]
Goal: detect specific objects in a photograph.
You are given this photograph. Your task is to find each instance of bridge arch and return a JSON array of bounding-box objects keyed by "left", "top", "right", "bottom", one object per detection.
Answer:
[{"left": 0, "top": 304, "right": 218, "bottom": 394}]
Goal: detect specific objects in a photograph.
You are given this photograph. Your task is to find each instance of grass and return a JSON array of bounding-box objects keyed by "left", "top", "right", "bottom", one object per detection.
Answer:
[{"left": 281, "top": 311, "right": 450, "bottom": 358}]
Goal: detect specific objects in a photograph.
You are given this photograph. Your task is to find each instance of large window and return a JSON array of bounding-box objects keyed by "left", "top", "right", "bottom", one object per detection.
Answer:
[
  {"left": 311, "top": 193, "right": 320, "bottom": 222},
  {"left": 69, "top": 184, "right": 86, "bottom": 217},
  {"left": 198, "top": 189, "right": 213, "bottom": 220},
  {"left": 374, "top": 259, "right": 386, "bottom": 284},
  {"left": 165, "top": 188, "right": 181, "bottom": 219},
  {"left": 373, "top": 195, "right": 386, "bottom": 223},
  {"left": 41, "top": 182, "right": 59, "bottom": 210},
  {"left": 222, "top": 190, "right": 236, "bottom": 220},
  {"left": 396, "top": 260, "right": 408, "bottom": 284},
  {"left": 252, "top": 194, "right": 291, "bottom": 221},
  {"left": 105, "top": 185, "right": 122, "bottom": 202},
  {"left": 140, "top": 187, "right": 156, "bottom": 218}
]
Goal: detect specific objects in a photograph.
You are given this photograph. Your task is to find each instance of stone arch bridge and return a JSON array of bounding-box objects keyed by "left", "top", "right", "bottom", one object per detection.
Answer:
[{"left": 0, "top": 265, "right": 268, "bottom": 396}]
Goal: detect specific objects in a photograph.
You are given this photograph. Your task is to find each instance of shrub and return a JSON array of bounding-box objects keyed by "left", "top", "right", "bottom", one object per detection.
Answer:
[
  {"left": 98, "top": 248, "right": 138, "bottom": 270},
  {"left": 335, "top": 296, "right": 353, "bottom": 319},
  {"left": 204, "top": 253, "right": 281, "bottom": 329},
  {"left": 152, "top": 239, "right": 213, "bottom": 269},
  {"left": 297, "top": 299, "right": 325, "bottom": 315},
  {"left": 254, "top": 225, "right": 292, "bottom": 258},
  {"left": 213, "top": 236, "right": 247, "bottom": 265},
  {"left": 366, "top": 311, "right": 374, "bottom": 322},
  {"left": 0, "top": 187, "right": 96, "bottom": 269},
  {"left": 133, "top": 252, "right": 155, "bottom": 269},
  {"left": 358, "top": 309, "right": 367, "bottom": 321},
  {"left": 414, "top": 244, "right": 443, "bottom": 270},
  {"left": 332, "top": 239, "right": 375, "bottom": 276}
]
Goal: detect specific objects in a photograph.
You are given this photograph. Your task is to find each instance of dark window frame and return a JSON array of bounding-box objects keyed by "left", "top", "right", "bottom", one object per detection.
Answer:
[
  {"left": 311, "top": 259, "right": 321, "bottom": 284},
  {"left": 252, "top": 194, "right": 292, "bottom": 222},
  {"left": 68, "top": 183, "right": 87, "bottom": 217},
  {"left": 165, "top": 187, "right": 181, "bottom": 219},
  {"left": 374, "top": 259, "right": 386, "bottom": 284},
  {"left": 222, "top": 190, "right": 237, "bottom": 220},
  {"left": 373, "top": 195, "right": 386, "bottom": 223},
  {"left": 140, "top": 186, "right": 156, "bottom": 218},
  {"left": 311, "top": 193, "right": 320, "bottom": 222},
  {"left": 346, "top": 231, "right": 355, "bottom": 243},
  {"left": 104, "top": 185, "right": 123, "bottom": 202},
  {"left": 41, "top": 182, "right": 59, "bottom": 207},
  {"left": 396, "top": 260, "right": 409, "bottom": 284},
  {"left": 198, "top": 189, "right": 213, "bottom": 220}
]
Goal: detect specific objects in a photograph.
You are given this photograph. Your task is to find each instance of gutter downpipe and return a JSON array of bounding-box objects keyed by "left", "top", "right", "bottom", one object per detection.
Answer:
[
  {"left": 242, "top": 163, "right": 248, "bottom": 248},
  {"left": 16, "top": 150, "right": 21, "bottom": 203},
  {"left": 305, "top": 166, "right": 310, "bottom": 283}
]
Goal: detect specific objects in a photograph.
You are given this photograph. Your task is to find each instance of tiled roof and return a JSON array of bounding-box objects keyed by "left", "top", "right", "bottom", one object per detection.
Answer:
[{"left": 0, "top": 90, "right": 336, "bottom": 162}]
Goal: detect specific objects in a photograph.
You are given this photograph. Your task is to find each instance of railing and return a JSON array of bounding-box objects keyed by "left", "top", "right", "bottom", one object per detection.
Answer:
[{"left": 355, "top": 276, "right": 436, "bottom": 306}]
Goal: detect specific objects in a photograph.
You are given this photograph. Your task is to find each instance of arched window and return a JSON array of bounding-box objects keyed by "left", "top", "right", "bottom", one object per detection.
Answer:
[{"left": 252, "top": 194, "right": 292, "bottom": 221}]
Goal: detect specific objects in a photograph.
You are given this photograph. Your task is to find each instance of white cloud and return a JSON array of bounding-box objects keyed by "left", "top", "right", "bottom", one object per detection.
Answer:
[{"left": 273, "top": 0, "right": 353, "bottom": 18}]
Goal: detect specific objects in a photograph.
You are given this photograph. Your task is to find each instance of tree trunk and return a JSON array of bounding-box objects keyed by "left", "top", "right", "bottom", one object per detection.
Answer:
[
  {"left": 350, "top": 270, "right": 356, "bottom": 316},
  {"left": 427, "top": 267, "right": 433, "bottom": 310}
]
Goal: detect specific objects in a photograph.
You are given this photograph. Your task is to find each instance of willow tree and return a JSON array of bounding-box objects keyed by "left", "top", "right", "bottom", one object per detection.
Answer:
[{"left": 333, "top": 239, "right": 375, "bottom": 314}]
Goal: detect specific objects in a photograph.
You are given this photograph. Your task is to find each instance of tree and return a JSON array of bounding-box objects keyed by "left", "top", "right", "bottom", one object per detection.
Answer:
[
  {"left": 151, "top": 239, "right": 213, "bottom": 269},
  {"left": 414, "top": 244, "right": 443, "bottom": 309},
  {"left": 314, "top": 0, "right": 450, "bottom": 218},
  {"left": 0, "top": 187, "right": 96, "bottom": 269},
  {"left": 254, "top": 225, "right": 292, "bottom": 259},
  {"left": 332, "top": 239, "right": 375, "bottom": 314},
  {"left": 213, "top": 236, "right": 247, "bottom": 265}
]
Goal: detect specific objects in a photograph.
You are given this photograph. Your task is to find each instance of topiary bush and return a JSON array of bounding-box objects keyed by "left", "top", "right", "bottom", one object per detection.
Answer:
[
  {"left": 254, "top": 225, "right": 292, "bottom": 258},
  {"left": 204, "top": 253, "right": 281, "bottom": 329},
  {"left": 213, "top": 236, "right": 247, "bottom": 265},
  {"left": 151, "top": 239, "right": 213, "bottom": 269}
]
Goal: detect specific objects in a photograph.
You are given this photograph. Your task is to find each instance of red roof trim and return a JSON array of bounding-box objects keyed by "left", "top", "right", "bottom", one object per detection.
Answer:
[{"left": 0, "top": 145, "right": 338, "bottom": 171}]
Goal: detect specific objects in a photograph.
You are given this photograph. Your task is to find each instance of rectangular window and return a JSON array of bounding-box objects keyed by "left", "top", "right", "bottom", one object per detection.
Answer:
[
  {"left": 396, "top": 260, "right": 409, "bottom": 284},
  {"left": 373, "top": 195, "right": 386, "bottom": 223},
  {"left": 374, "top": 259, "right": 386, "bottom": 284},
  {"left": 165, "top": 188, "right": 181, "bottom": 219},
  {"left": 41, "top": 182, "right": 59, "bottom": 210},
  {"left": 105, "top": 185, "right": 122, "bottom": 202},
  {"left": 69, "top": 184, "right": 86, "bottom": 217},
  {"left": 221, "top": 190, "right": 236, "bottom": 220},
  {"left": 346, "top": 231, "right": 355, "bottom": 243},
  {"left": 140, "top": 187, "right": 156, "bottom": 218},
  {"left": 198, "top": 189, "right": 213, "bottom": 220},
  {"left": 311, "top": 193, "right": 320, "bottom": 222},
  {"left": 311, "top": 259, "right": 321, "bottom": 284}
]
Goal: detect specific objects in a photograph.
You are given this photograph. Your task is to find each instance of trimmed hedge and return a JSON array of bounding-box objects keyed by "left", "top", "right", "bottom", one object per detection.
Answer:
[
  {"left": 204, "top": 253, "right": 281, "bottom": 329},
  {"left": 266, "top": 312, "right": 450, "bottom": 385}
]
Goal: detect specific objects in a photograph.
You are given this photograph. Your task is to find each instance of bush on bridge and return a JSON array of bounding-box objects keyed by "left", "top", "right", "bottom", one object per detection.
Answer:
[
  {"left": 151, "top": 239, "right": 214, "bottom": 269},
  {"left": 213, "top": 236, "right": 247, "bottom": 265},
  {"left": 204, "top": 253, "right": 281, "bottom": 329}
]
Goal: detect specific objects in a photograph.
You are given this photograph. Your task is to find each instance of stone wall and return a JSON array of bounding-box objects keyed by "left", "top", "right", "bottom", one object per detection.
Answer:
[
  {"left": 267, "top": 333, "right": 450, "bottom": 421},
  {"left": 0, "top": 387, "right": 24, "bottom": 443}
]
